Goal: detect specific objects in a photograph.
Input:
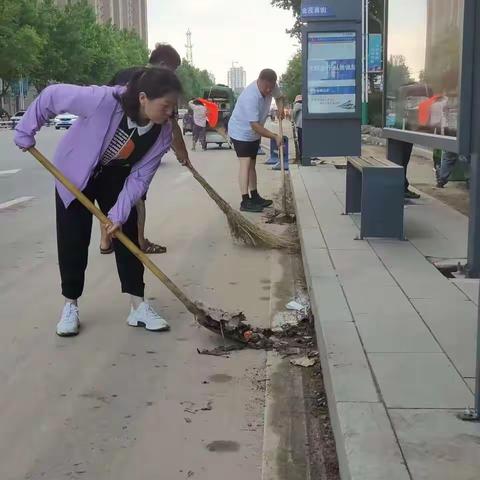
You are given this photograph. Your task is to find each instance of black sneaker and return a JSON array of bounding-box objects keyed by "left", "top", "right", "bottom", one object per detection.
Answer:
[
  {"left": 240, "top": 199, "right": 264, "bottom": 212},
  {"left": 436, "top": 180, "right": 447, "bottom": 188},
  {"left": 405, "top": 189, "right": 420, "bottom": 199},
  {"left": 252, "top": 195, "right": 273, "bottom": 208}
]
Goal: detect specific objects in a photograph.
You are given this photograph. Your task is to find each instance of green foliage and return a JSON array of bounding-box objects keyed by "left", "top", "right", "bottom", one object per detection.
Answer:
[
  {"left": 0, "top": 0, "right": 43, "bottom": 93},
  {"left": 386, "top": 55, "right": 413, "bottom": 97},
  {"left": 270, "top": 0, "right": 302, "bottom": 39},
  {"left": 0, "top": 0, "right": 149, "bottom": 95},
  {"left": 280, "top": 50, "right": 302, "bottom": 103},
  {"left": 176, "top": 59, "right": 214, "bottom": 106}
]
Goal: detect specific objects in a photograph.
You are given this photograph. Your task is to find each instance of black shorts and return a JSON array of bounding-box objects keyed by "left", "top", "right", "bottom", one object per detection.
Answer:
[{"left": 231, "top": 138, "right": 261, "bottom": 160}]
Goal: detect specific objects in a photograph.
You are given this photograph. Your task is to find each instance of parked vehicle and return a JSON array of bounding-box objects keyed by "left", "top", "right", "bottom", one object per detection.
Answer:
[
  {"left": 201, "top": 84, "right": 236, "bottom": 148},
  {"left": 10, "top": 111, "right": 26, "bottom": 128},
  {"left": 54, "top": 113, "right": 78, "bottom": 130},
  {"left": 0, "top": 109, "right": 11, "bottom": 129}
]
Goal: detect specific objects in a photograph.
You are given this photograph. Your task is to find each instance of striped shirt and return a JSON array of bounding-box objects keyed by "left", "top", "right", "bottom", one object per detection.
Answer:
[{"left": 101, "top": 115, "right": 161, "bottom": 167}]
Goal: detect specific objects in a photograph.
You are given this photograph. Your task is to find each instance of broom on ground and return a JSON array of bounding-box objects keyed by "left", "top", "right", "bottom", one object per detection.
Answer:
[
  {"left": 189, "top": 101, "right": 296, "bottom": 250},
  {"left": 187, "top": 163, "right": 297, "bottom": 251}
]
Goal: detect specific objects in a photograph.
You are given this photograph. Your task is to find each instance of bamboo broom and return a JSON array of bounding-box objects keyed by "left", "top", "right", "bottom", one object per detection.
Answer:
[{"left": 27, "top": 147, "right": 255, "bottom": 341}]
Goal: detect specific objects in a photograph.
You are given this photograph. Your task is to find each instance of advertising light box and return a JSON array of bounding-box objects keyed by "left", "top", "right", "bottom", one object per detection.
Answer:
[{"left": 307, "top": 32, "right": 357, "bottom": 114}]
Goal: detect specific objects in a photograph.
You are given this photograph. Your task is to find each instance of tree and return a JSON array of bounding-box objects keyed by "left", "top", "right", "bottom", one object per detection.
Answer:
[
  {"left": 280, "top": 51, "right": 302, "bottom": 102},
  {"left": 29, "top": 0, "right": 98, "bottom": 91},
  {"left": 386, "top": 55, "right": 412, "bottom": 96},
  {"left": 0, "top": 0, "right": 43, "bottom": 98},
  {"left": 176, "top": 60, "right": 214, "bottom": 105},
  {"left": 270, "top": 0, "right": 302, "bottom": 39},
  {"left": 30, "top": 1, "right": 148, "bottom": 90},
  {"left": 1, "top": 0, "right": 149, "bottom": 97}
]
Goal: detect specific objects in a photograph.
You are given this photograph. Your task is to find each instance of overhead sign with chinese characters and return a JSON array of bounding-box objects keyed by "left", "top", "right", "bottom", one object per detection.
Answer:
[
  {"left": 307, "top": 32, "right": 357, "bottom": 114},
  {"left": 301, "top": 1, "right": 335, "bottom": 19}
]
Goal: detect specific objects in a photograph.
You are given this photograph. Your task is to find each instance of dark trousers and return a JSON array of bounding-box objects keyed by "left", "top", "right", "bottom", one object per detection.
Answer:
[
  {"left": 387, "top": 140, "right": 413, "bottom": 192},
  {"left": 193, "top": 124, "right": 206, "bottom": 149},
  {"left": 56, "top": 166, "right": 144, "bottom": 300},
  {"left": 297, "top": 127, "right": 303, "bottom": 159}
]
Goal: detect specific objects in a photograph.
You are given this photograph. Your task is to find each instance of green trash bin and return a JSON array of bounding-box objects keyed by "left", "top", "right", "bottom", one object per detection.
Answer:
[{"left": 433, "top": 149, "right": 468, "bottom": 182}]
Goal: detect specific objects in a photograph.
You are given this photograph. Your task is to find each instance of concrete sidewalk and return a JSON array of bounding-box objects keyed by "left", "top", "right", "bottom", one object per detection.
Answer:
[{"left": 290, "top": 159, "right": 480, "bottom": 479}]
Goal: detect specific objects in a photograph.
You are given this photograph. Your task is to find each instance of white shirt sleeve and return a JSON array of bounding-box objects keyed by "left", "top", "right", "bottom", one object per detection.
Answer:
[{"left": 246, "top": 93, "right": 261, "bottom": 123}]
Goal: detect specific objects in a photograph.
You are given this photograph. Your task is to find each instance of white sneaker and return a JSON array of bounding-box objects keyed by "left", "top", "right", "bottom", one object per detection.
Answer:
[
  {"left": 57, "top": 303, "right": 80, "bottom": 337},
  {"left": 127, "top": 302, "right": 170, "bottom": 332}
]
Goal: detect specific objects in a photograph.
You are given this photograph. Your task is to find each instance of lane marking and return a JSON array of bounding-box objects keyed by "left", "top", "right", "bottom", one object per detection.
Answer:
[
  {"left": 0, "top": 169, "right": 21, "bottom": 177},
  {"left": 0, "top": 196, "right": 34, "bottom": 210}
]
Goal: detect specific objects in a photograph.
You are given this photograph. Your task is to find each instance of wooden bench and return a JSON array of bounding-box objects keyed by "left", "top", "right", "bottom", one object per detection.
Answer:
[{"left": 346, "top": 156, "right": 404, "bottom": 240}]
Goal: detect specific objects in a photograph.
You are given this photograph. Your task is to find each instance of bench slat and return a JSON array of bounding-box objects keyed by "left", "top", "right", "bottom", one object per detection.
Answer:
[{"left": 347, "top": 155, "right": 401, "bottom": 170}]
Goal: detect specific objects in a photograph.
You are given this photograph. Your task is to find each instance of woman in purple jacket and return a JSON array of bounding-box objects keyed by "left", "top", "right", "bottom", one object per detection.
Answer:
[{"left": 14, "top": 68, "right": 181, "bottom": 337}]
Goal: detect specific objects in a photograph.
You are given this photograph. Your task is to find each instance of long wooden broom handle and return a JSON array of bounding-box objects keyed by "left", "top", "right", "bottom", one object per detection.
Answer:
[
  {"left": 28, "top": 147, "right": 201, "bottom": 317},
  {"left": 278, "top": 115, "right": 285, "bottom": 175}
]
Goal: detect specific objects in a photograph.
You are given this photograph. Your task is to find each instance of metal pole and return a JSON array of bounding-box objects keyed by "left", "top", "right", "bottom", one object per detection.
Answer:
[
  {"left": 459, "top": 0, "right": 480, "bottom": 422},
  {"left": 365, "top": 0, "right": 369, "bottom": 111},
  {"left": 361, "top": 0, "right": 365, "bottom": 117},
  {"left": 361, "top": 0, "right": 369, "bottom": 124},
  {"left": 459, "top": 278, "right": 480, "bottom": 421},
  {"left": 19, "top": 78, "right": 24, "bottom": 111},
  {"left": 467, "top": 154, "right": 480, "bottom": 277},
  {"left": 476, "top": 293, "right": 480, "bottom": 414},
  {"left": 467, "top": 0, "right": 480, "bottom": 277}
]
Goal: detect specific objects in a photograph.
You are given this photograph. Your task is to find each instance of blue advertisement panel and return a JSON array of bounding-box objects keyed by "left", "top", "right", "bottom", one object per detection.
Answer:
[
  {"left": 368, "top": 33, "right": 382, "bottom": 72},
  {"left": 307, "top": 32, "right": 356, "bottom": 114}
]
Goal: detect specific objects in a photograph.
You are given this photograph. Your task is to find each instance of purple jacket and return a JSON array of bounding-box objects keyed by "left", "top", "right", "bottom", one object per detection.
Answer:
[{"left": 14, "top": 84, "right": 173, "bottom": 224}]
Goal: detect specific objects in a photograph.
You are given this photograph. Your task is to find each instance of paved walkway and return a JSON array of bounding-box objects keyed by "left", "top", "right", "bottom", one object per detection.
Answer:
[{"left": 290, "top": 156, "right": 480, "bottom": 480}]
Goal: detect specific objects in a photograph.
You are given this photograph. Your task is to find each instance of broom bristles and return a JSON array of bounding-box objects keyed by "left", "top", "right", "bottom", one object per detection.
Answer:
[{"left": 189, "top": 166, "right": 298, "bottom": 251}]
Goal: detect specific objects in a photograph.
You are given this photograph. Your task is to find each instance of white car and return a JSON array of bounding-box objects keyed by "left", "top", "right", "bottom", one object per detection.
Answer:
[
  {"left": 54, "top": 113, "right": 78, "bottom": 130},
  {"left": 10, "top": 111, "right": 26, "bottom": 127}
]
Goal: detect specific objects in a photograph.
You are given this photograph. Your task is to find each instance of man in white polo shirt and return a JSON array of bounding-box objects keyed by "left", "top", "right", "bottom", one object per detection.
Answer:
[{"left": 228, "top": 69, "right": 284, "bottom": 212}]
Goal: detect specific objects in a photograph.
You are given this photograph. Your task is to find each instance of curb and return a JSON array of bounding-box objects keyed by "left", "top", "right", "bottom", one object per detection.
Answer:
[
  {"left": 290, "top": 165, "right": 411, "bottom": 480},
  {"left": 261, "top": 251, "right": 311, "bottom": 480}
]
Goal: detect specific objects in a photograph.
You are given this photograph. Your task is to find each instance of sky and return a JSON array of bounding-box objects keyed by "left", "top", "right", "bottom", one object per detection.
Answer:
[
  {"left": 147, "top": 0, "right": 299, "bottom": 85},
  {"left": 387, "top": 0, "right": 427, "bottom": 81}
]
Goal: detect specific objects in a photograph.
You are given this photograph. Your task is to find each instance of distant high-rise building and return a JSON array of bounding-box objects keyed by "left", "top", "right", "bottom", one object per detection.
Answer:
[
  {"left": 227, "top": 63, "right": 247, "bottom": 95},
  {"left": 55, "top": 0, "right": 148, "bottom": 43}
]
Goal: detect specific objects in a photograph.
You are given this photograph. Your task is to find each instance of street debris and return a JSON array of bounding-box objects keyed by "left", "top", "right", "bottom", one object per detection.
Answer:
[
  {"left": 291, "top": 356, "right": 317, "bottom": 368},
  {"left": 181, "top": 400, "right": 214, "bottom": 414},
  {"left": 264, "top": 208, "right": 296, "bottom": 225},
  {"left": 200, "top": 400, "right": 213, "bottom": 411},
  {"left": 197, "top": 344, "right": 244, "bottom": 357},
  {"left": 272, "top": 311, "right": 301, "bottom": 332},
  {"left": 286, "top": 300, "right": 308, "bottom": 312}
]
